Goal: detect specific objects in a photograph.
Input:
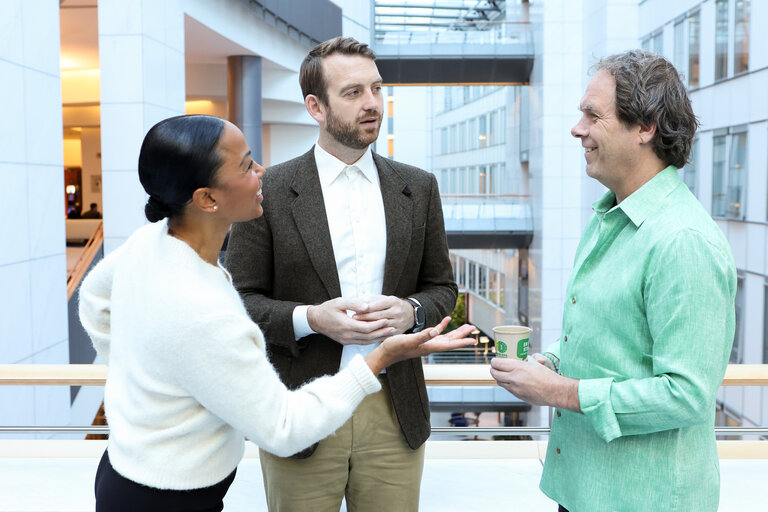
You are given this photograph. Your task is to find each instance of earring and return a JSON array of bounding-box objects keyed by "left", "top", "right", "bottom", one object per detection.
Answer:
[{"left": 213, "top": 205, "right": 218, "bottom": 211}]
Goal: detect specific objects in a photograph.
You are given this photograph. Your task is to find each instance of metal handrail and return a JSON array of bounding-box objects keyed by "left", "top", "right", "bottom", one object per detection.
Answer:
[
  {"left": 2, "top": 364, "right": 768, "bottom": 435},
  {"left": 3, "top": 426, "right": 768, "bottom": 435},
  {"left": 66, "top": 221, "right": 103, "bottom": 300},
  {"left": 3, "top": 363, "right": 767, "bottom": 386}
]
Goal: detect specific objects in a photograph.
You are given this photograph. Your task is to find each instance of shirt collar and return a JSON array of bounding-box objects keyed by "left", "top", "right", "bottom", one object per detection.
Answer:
[
  {"left": 314, "top": 143, "right": 377, "bottom": 186},
  {"left": 592, "top": 166, "right": 681, "bottom": 227}
]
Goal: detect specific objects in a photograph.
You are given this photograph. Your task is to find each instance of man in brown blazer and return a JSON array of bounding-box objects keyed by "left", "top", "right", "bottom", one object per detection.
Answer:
[{"left": 225, "top": 37, "right": 457, "bottom": 511}]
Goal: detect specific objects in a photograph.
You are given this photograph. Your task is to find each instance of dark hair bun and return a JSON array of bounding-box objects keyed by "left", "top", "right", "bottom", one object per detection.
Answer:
[{"left": 145, "top": 195, "right": 174, "bottom": 222}]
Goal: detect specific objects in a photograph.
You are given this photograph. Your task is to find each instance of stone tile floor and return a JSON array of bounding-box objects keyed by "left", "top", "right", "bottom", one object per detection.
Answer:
[{"left": 0, "top": 441, "right": 765, "bottom": 511}]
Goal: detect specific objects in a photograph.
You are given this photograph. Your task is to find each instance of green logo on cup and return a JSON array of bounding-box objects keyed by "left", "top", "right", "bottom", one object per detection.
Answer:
[
  {"left": 497, "top": 340, "right": 508, "bottom": 354},
  {"left": 517, "top": 338, "right": 529, "bottom": 359}
]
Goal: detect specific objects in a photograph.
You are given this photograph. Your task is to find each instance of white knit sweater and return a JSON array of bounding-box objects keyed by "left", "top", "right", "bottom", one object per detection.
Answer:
[{"left": 79, "top": 220, "right": 381, "bottom": 490}]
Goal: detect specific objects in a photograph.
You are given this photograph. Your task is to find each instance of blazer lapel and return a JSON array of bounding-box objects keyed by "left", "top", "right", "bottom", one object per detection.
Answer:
[
  {"left": 289, "top": 149, "right": 341, "bottom": 299},
  {"left": 374, "top": 153, "right": 413, "bottom": 296}
]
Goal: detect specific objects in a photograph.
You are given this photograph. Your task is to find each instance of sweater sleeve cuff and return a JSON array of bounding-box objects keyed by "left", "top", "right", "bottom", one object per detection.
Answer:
[
  {"left": 578, "top": 377, "right": 622, "bottom": 443},
  {"left": 345, "top": 354, "right": 383, "bottom": 396}
]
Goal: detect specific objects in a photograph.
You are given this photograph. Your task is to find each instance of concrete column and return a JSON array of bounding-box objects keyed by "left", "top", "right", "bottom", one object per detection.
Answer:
[
  {"left": 98, "top": 0, "right": 185, "bottom": 254},
  {"left": 0, "top": 0, "right": 69, "bottom": 438},
  {"left": 228, "top": 55, "right": 263, "bottom": 164}
]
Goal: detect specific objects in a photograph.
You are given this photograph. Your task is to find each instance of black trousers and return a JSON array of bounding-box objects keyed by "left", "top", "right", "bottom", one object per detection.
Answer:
[{"left": 94, "top": 451, "right": 236, "bottom": 512}]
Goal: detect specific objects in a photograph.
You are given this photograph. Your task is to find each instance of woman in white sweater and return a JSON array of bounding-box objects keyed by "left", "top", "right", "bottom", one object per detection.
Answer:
[{"left": 79, "top": 115, "right": 474, "bottom": 512}]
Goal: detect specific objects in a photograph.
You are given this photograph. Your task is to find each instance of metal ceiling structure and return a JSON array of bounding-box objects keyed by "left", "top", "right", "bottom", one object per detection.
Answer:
[{"left": 371, "top": 0, "right": 534, "bottom": 85}]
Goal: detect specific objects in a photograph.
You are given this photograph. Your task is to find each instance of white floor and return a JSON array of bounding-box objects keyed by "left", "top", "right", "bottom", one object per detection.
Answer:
[{"left": 0, "top": 443, "right": 765, "bottom": 511}]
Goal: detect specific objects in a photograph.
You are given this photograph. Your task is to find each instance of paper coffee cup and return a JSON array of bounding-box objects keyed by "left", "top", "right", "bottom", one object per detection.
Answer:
[{"left": 493, "top": 325, "right": 531, "bottom": 360}]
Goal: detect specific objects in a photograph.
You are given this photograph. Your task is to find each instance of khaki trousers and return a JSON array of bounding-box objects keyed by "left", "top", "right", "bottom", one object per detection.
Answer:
[{"left": 259, "top": 376, "right": 425, "bottom": 512}]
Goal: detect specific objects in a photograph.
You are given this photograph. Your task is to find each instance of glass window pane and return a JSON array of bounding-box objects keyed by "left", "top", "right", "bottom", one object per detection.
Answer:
[
  {"left": 681, "top": 138, "right": 698, "bottom": 197},
  {"left": 479, "top": 115, "right": 487, "bottom": 147},
  {"left": 499, "top": 107, "right": 506, "bottom": 144},
  {"left": 727, "top": 132, "right": 747, "bottom": 218},
  {"left": 735, "top": 0, "right": 750, "bottom": 74},
  {"left": 688, "top": 11, "right": 700, "bottom": 87},
  {"left": 441, "top": 127, "right": 448, "bottom": 155},
  {"left": 468, "top": 118, "right": 477, "bottom": 149},
  {"left": 715, "top": 0, "right": 729, "bottom": 80},
  {"left": 652, "top": 31, "right": 663, "bottom": 54},
  {"left": 731, "top": 273, "right": 745, "bottom": 363},
  {"left": 489, "top": 111, "right": 496, "bottom": 145},
  {"left": 674, "top": 20, "right": 685, "bottom": 73},
  {"left": 712, "top": 135, "right": 727, "bottom": 216},
  {"left": 764, "top": 281, "right": 768, "bottom": 363},
  {"left": 458, "top": 121, "right": 467, "bottom": 152}
]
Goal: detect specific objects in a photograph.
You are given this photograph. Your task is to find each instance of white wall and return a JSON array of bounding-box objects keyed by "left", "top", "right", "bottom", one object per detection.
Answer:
[{"left": 0, "top": 0, "right": 69, "bottom": 438}]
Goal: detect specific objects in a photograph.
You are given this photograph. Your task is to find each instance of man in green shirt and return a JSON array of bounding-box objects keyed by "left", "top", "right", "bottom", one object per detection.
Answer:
[{"left": 490, "top": 50, "right": 736, "bottom": 511}]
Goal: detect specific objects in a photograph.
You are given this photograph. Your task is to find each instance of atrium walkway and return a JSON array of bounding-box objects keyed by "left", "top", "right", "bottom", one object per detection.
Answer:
[{"left": 1, "top": 440, "right": 764, "bottom": 511}]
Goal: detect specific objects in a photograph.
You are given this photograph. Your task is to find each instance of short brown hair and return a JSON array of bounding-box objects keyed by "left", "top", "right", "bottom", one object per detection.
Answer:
[
  {"left": 299, "top": 37, "right": 376, "bottom": 105},
  {"left": 593, "top": 50, "right": 699, "bottom": 168}
]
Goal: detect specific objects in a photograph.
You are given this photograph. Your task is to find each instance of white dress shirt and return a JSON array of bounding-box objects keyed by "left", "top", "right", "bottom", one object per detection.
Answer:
[{"left": 292, "top": 143, "right": 388, "bottom": 370}]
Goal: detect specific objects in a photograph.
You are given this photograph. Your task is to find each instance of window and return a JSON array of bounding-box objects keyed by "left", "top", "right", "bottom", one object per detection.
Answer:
[
  {"left": 488, "top": 111, "right": 496, "bottom": 145},
  {"left": 497, "top": 163, "right": 507, "bottom": 193},
  {"left": 728, "top": 131, "right": 748, "bottom": 218},
  {"left": 468, "top": 262, "right": 477, "bottom": 292},
  {"left": 449, "top": 124, "right": 457, "bottom": 154},
  {"left": 479, "top": 165, "right": 487, "bottom": 194},
  {"left": 458, "top": 167, "right": 468, "bottom": 194},
  {"left": 688, "top": 11, "right": 700, "bottom": 87},
  {"left": 489, "top": 271, "right": 499, "bottom": 305},
  {"left": 498, "top": 107, "right": 506, "bottom": 144},
  {"left": 651, "top": 30, "right": 663, "bottom": 54},
  {"left": 478, "top": 266, "right": 488, "bottom": 299},
  {"left": 674, "top": 20, "right": 685, "bottom": 73},
  {"left": 712, "top": 129, "right": 748, "bottom": 219},
  {"left": 487, "top": 164, "right": 495, "bottom": 194},
  {"left": 731, "top": 272, "right": 745, "bottom": 363},
  {"left": 458, "top": 122, "right": 467, "bottom": 152},
  {"left": 712, "top": 134, "right": 727, "bottom": 215},
  {"left": 680, "top": 138, "right": 698, "bottom": 196},
  {"left": 734, "top": 0, "right": 750, "bottom": 74},
  {"left": 441, "top": 127, "right": 448, "bottom": 155},
  {"left": 763, "top": 280, "right": 768, "bottom": 363},
  {"left": 478, "top": 115, "right": 487, "bottom": 148},
  {"left": 715, "top": 0, "right": 729, "bottom": 80},
  {"left": 468, "top": 118, "right": 477, "bottom": 149}
]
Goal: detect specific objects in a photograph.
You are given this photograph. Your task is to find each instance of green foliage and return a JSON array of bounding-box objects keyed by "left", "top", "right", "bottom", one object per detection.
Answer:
[{"left": 446, "top": 293, "right": 467, "bottom": 332}]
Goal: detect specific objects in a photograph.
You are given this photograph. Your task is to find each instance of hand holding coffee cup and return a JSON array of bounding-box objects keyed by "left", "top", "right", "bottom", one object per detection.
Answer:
[{"left": 492, "top": 325, "right": 531, "bottom": 360}]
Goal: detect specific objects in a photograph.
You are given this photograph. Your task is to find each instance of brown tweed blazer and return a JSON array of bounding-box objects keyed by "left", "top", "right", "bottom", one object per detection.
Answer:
[{"left": 225, "top": 147, "right": 457, "bottom": 455}]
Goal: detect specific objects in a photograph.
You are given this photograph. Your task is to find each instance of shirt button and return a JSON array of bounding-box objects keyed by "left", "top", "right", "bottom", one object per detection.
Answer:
[
  {"left": 556, "top": 448, "right": 561, "bottom": 454},
  {"left": 556, "top": 411, "right": 561, "bottom": 417},
  {"left": 563, "top": 335, "right": 568, "bottom": 342},
  {"left": 571, "top": 297, "right": 576, "bottom": 304}
]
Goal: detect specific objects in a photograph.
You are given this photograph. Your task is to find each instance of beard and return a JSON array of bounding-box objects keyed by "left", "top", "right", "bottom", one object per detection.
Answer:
[{"left": 326, "top": 107, "right": 382, "bottom": 150}]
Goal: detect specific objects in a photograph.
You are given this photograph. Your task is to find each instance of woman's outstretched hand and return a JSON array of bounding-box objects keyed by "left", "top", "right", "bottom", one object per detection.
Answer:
[{"left": 365, "top": 317, "right": 476, "bottom": 375}]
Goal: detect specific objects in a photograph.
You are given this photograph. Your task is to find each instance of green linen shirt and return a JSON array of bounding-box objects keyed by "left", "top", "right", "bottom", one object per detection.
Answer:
[{"left": 539, "top": 167, "right": 736, "bottom": 512}]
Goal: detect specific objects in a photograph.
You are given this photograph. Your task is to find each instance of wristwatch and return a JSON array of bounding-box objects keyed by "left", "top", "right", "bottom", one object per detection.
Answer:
[{"left": 406, "top": 298, "right": 426, "bottom": 333}]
